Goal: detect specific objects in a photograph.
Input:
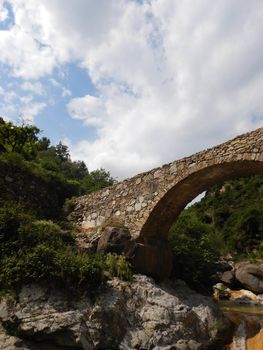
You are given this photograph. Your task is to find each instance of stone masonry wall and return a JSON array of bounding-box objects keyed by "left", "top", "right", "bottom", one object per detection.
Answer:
[{"left": 70, "top": 127, "right": 263, "bottom": 247}]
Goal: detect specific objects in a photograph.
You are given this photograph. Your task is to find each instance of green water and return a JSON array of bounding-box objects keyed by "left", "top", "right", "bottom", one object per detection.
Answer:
[
  {"left": 219, "top": 300, "right": 263, "bottom": 317},
  {"left": 219, "top": 301, "right": 263, "bottom": 350}
]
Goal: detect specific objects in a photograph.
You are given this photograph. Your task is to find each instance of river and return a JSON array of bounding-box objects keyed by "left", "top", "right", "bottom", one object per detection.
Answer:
[{"left": 219, "top": 301, "right": 263, "bottom": 350}]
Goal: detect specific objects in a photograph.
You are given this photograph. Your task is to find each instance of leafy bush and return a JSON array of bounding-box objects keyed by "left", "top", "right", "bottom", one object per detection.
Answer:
[
  {"left": 104, "top": 253, "right": 133, "bottom": 280},
  {"left": 79, "top": 169, "right": 115, "bottom": 194},
  {"left": 169, "top": 175, "right": 263, "bottom": 290},
  {"left": 223, "top": 203, "right": 263, "bottom": 252},
  {"left": 0, "top": 202, "right": 33, "bottom": 243},
  {"left": 0, "top": 120, "right": 129, "bottom": 297},
  {"left": 0, "top": 119, "right": 40, "bottom": 159},
  {"left": 169, "top": 208, "right": 222, "bottom": 289},
  {"left": 0, "top": 244, "right": 132, "bottom": 293},
  {"left": 0, "top": 202, "right": 132, "bottom": 294},
  {"left": 0, "top": 119, "right": 115, "bottom": 214},
  {"left": 63, "top": 197, "right": 77, "bottom": 216},
  {"left": 19, "top": 220, "right": 75, "bottom": 247}
]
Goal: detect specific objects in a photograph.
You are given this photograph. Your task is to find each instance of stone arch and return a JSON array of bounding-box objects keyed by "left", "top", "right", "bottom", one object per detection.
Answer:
[
  {"left": 139, "top": 160, "right": 263, "bottom": 242},
  {"left": 71, "top": 127, "right": 263, "bottom": 278}
]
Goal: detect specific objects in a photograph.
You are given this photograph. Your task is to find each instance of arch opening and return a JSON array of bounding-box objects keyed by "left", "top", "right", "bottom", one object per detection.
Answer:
[{"left": 140, "top": 160, "right": 263, "bottom": 242}]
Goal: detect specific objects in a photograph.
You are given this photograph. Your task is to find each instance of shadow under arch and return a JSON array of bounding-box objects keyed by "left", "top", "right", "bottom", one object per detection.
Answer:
[{"left": 139, "top": 160, "right": 263, "bottom": 242}]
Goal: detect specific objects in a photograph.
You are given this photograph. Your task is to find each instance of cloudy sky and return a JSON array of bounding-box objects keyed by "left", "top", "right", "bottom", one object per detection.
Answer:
[{"left": 0, "top": 0, "right": 263, "bottom": 180}]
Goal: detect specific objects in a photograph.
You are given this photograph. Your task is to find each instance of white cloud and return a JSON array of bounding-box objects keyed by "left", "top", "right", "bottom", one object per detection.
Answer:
[
  {"left": 1, "top": 0, "right": 263, "bottom": 179},
  {"left": 0, "top": 86, "right": 47, "bottom": 123},
  {"left": 4, "top": 90, "right": 17, "bottom": 103},
  {"left": 49, "top": 78, "right": 71, "bottom": 98},
  {"left": 19, "top": 94, "right": 33, "bottom": 104},
  {"left": 49, "top": 78, "right": 60, "bottom": 88},
  {"left": 0, "top": 2, "right": 8, "bottom": 22},
  {"left": 67, "top": 95, "right": 105, "bottom": 126},
  {"left": 0, "top": 28, "right": 56, "bottom": 79},
  {"left": 21, "top": 81, "right": 45, "bottom": 96},
  {"left": 20, "top": 101, "right": 47, "bottom": 123},
  {"left": 61, "top": 88, "right": 71, "bottom": 98},
  {"left": 68, "top": 0, "right": 263, "bottom": 178}
]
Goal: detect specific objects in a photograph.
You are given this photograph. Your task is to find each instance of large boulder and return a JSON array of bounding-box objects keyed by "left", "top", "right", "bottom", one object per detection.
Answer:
[
  {"left": 235, "top": 263, "right": 263, "bottom": 293},
  {"left": 97, "top": 227, "right": 173, "bottom": 280},
  {"left": 219, "top": 270, "right": 235, "bottom": 287},
  {"left": 0, "top": 276, "right": 232, "bottom": 349},
  {"left": 96, "top": 226, "right": 135, "bottom": 255},
  {"left": 213, "top": 283, "right": 261, "bottom": 304}
]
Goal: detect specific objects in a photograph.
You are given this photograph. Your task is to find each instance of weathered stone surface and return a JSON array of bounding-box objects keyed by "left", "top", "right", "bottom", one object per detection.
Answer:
[
  {"left": 96, "top": 226, "right": 133, "bottom": 254},
  {"left": 69, "top": 128, "right": 263, "bottom": 279},
  {"left": 213, "top": 283, "right": 262, "bottom": 304},
  {"left": 235, "top": 263, "right": 263, "bottom": 293},
  {"left": 70, "top": 127, "right": 263, "bottom": 244},
  {"left": 219, "top": 270, "right": 236, "bottom": 287},
  {"left": 0, "top": 276, "right": 231, "bottom": 349},
  {"left": 96, "top": 228, "right": 173, "bottom": 280},
  {"left": 0, "top": 324, "right": 30, "bottom": 350}
]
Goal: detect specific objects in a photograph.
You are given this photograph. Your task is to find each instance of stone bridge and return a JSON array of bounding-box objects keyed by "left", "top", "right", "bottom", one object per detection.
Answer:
[{"left": 71, "top": 127, "right": 263, "bottom": 278}]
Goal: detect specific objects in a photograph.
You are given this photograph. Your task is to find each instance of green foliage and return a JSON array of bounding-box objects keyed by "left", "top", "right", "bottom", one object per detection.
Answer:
[
  {"left": 63, "top": 197, "right": 77, "bottom": 216},
  {"left": 80, "top": 169, "right": 115, "bottom": 194},
  {"left": 104, "top": 253, "right": 133, "bottom": 280},
  {"left": 55, "top": 141, "right": 70, "bottom": 162},
  {"left": 223, "top": 203, "right": 263, "bottom": 252},
  {"left": 0, "top": 202, "right": 132, "bottom": 295},
  {"left": 0, "top": 151, "right": 29, "bottom": 170},
  {"left": 0, "top": 119, "right": 126, "bottom": 296},
  {"left": 169, "top": 175, "right": 263, "bottom": 289},
  {"left": 0, "top": 118, "right": 40, "bottom": 159},
  {"left": 36, "top": 144, "right": 114, "bottom": 199},
  {"left": 0, "top": 119, "right": 115, "bottom": 204},
  {"left": 19, "top": 219, "right": 75, "bottom": 247},
  {"left": 169, "top": 208, "right": 220, "bottom": 288},
  {"left": 0, "top": 202, "right": 33, "bottom": 249},
  {"left": 194, "top": 176, "right": 263, "bottom": 254}
]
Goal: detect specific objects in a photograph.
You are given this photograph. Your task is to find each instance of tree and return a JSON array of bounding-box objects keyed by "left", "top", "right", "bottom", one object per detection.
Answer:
[
  {"left": 55, "top": 142, "right": 70, "bottom": 162},
  {"left": 80, "top": 169, "right": 115, "bottom": 194},
  {"left": 0, "top": 119, "right": 40, "bottom": 159},
  {"left": 38, "top": 137, "right": 51, "bottom": 151}
]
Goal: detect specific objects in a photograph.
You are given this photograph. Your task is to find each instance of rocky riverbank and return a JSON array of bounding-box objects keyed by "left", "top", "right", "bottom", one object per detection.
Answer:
[
  {"left": 0, "top": 275, "right": 232, "bottom": 350},
  {"left": 212, "top": 261, "right": 263, "bottom": 350}
]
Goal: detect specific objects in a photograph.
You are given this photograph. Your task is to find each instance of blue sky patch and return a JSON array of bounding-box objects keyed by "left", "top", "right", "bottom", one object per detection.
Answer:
[{"left": 0, "top": 2, "right": 14, "bottom": 31}]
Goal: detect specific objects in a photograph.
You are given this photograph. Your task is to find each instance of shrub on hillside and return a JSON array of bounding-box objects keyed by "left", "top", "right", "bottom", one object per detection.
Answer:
[
  {"left": 0, "top": 202, "right": 132, "bottom": 294},
  {"left": 223, "top": 203, "right": 263, "bottom": 252},
  {"left": 169, "top": 208, "right": 221, "bottom": 289}
]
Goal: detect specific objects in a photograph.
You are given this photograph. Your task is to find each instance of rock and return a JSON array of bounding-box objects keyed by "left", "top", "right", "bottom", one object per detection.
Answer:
[
  {"left": 213, "top": 283, "right": 230, "bottom": 301},
  {"left": 213, "top": 283, "right": 262, "bottom": 305},
  {"left": 209, "top": 260, "right": 235, "bottom": 287},
  {"left": 0, "top": 324, "right": 31, "bottom": 350},
  {"left": 215, "top": 261, "right": 233, "bottom": 272},
  {"left": 220, "top": 270, "right": 235, "bottom": 287},
  {"left": 228, "top": 289, "right": 259, "bottom": 304},
  {"left": 0, "top": 275, "right": 232, "bottom": 349},
  {"left": 97, "top": 228, "right": 173, "bottom": 280},
  {"left": 97, "top": 226, "right": 134, "bottom": 255},
  {"left": 235, "top": 263, "right": 263, "bottom": 293}
]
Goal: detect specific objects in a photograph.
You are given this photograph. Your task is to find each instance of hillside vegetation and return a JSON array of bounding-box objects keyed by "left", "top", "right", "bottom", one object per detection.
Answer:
[
  {"left": 1, "top": 118, "right": 263, "bottom": 294},
  {"left": 0, "top": 119, "right": 131, "bottom": 295},
  {"left": 169, "top": 175, "right": 263, "bottom": 289}
]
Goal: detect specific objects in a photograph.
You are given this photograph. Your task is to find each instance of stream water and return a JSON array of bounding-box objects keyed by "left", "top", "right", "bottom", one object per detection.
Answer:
[{"left": 220, "top": 301, "right": 263, "bottom": 350}]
